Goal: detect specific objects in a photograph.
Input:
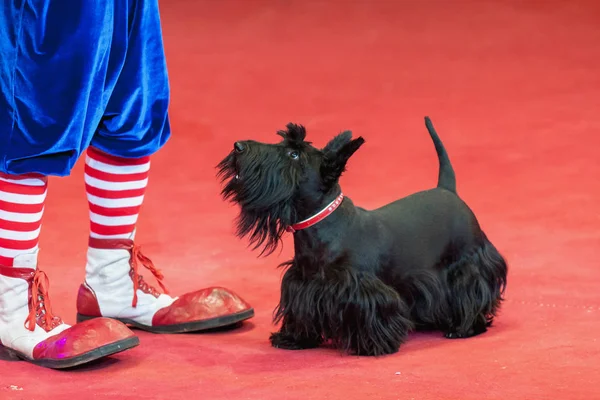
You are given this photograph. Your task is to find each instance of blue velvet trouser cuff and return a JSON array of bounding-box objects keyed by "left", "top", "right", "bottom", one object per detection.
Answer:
[{"left": 0, "top": 0, "right": 171, "bottom": 176}]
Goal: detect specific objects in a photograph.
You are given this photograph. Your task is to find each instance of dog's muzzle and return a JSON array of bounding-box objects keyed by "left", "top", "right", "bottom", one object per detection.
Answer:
[{"left": 234, "top": 141, "right": 246, "bottom": 153}]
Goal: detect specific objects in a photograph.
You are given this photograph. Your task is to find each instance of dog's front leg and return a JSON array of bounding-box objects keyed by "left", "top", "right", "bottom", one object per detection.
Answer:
[
  {"left": 270, "top": 267, "right": 323, "bottom": 350},
  {"left": 269, "top": 317, "right": 323, "bottom": 350},
  {"left": 330, "top": 271, "right": 414, "bottom": 356}
]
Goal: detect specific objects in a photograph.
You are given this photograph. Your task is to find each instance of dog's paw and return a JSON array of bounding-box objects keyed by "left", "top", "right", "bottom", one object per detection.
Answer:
[
  {"left": 444, "top": 331, "right": 466, "bottom": 339},
  {"left": 269, "top": 332, "right": 320, "bottom": 350},
  {"left": 444, "top": 326, "right": 487, "bottom": 339},
  {"left": 444, "top": 319, "right": 488, "bottom": 339}
]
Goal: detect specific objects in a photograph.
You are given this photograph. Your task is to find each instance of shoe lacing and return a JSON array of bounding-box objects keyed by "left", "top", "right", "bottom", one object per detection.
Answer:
[
  {"left": 129, "top": 245, "right": 169, "bottom": 307},
  {"left": 25, "top": 269, "right": 63, "bottom": 332}
]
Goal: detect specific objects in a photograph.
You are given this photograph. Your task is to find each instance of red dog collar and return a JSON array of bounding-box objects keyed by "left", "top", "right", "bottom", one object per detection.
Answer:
[{"left": 286, "top": 193, "right": 345, "bottom": 233}]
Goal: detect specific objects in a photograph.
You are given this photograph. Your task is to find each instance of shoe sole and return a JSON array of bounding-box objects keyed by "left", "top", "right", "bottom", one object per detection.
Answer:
[
  {"left": 0, "top": 336, "right": 139, "bottom": 369},
  {"left": 76, "top": 308, "right": 255, "bottom": 334}
]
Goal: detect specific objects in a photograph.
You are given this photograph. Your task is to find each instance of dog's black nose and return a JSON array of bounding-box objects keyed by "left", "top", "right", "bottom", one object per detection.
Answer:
[{"left": 234, "top": 141, "right": 246, "bottom": 153}]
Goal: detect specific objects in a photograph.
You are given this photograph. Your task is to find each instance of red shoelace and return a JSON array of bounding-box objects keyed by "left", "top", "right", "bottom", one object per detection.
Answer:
[
  {"left": 25, "top": 269, "right": 63, "bottom": 332},
  {"left": 130, "top": 245, "right": 169, "bottom": 307}
]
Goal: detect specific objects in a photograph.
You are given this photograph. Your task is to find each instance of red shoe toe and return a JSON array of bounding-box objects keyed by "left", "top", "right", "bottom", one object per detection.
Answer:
[
  {"left": 32, "top": 318, "right": 138, "bottom": 368},
  {"left": 150, "top": 287, "right": 254, "bottom": 333}
]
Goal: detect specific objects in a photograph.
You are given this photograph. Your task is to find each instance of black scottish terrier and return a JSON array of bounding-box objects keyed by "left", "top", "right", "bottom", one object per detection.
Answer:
[{"left": 217, "top": 117, "right": 507, "bottom": 356}]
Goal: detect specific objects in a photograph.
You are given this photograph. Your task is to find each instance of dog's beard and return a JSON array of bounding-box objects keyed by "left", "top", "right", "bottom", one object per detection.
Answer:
[{"left": 217, "top": 152, "right": 298, "bottom": 256}]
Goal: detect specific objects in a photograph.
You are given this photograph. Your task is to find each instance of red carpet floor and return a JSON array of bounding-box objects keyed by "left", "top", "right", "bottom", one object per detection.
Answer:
[{"left": 2, "top": 1, "right": 599, "bottom": 399}]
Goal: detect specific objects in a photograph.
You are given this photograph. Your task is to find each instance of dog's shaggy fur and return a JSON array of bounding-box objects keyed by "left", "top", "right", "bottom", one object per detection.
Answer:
[{"left": 218, "top": 117, "right": 508, "bottom": 356}]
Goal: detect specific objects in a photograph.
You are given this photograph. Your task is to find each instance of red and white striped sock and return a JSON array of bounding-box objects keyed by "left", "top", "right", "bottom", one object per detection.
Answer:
[
  {"left": 85, "top": 147, "right": 150, "bottom": 240},
  {"left": 0, "top": 173, "right": 47, "bottom": 267}
]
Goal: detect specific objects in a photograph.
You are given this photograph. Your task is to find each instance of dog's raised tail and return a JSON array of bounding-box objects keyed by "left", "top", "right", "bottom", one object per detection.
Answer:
[{"left": 424, "top": 116, "right": 456, "bottom": 194}]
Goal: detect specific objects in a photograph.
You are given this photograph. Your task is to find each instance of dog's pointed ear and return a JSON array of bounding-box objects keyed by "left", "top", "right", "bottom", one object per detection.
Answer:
[
  {"left": 277, "top": 123, "right": 306, "bottom": 145},
  {"left": 321, "top": 130, "right": 365, "bottom": 189}
]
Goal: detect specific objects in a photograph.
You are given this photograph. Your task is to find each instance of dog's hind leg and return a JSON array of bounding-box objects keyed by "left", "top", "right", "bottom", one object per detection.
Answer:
[{"left": 442, "top": 233, "right": 508, "bottom": 339}]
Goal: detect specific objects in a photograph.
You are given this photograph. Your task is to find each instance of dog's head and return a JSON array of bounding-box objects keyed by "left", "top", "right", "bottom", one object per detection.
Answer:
[{"left": 217, "top": 123, "right": 364, "bottom": 255}]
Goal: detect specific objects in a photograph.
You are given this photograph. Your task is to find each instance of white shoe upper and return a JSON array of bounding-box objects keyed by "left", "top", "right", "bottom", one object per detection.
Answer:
[
  {"left": 0, "top": 252, "right": 69, "bottom": 359},
  {"left": 84, "top": 245, "right": 176, "bottom": 326}
]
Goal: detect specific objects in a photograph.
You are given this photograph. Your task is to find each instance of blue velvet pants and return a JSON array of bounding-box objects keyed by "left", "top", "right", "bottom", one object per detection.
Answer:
[{"left": 0, "top": 0, "right": 171, "bottom": 176}]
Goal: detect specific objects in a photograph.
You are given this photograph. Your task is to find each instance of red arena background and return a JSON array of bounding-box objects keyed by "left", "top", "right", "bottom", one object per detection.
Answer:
[{"left": 2, "top": 1, "right": 599, "bottom": 398}]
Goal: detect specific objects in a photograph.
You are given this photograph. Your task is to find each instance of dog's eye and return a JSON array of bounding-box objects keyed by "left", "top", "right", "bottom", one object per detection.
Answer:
[{"left": 289, "top": 150, "right": 300, "bottom": 160}]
